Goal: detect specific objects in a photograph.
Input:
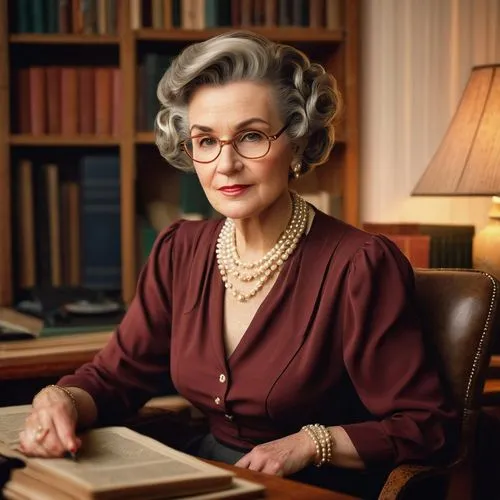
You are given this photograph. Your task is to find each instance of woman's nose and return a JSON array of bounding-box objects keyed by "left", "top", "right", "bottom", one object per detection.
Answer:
[{"left": 215, "top": 143, "right": 242, "bottom": 174}]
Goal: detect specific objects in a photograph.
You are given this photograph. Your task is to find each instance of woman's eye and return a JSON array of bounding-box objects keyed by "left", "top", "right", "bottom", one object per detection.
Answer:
[
  {"left": 198, "top": 136, "right": 217, "bottom": 148},
  {"left": 240, "top": 131, "right": 265, "bottom": 142}
]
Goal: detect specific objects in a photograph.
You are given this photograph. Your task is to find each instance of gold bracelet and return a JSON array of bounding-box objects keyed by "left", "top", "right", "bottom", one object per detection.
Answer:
[{"left": 33, "top": 385, "right": 78, "bottom": 419}]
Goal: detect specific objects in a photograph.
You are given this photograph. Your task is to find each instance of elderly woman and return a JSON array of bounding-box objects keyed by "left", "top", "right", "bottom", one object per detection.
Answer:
[{"left": 20, "top": 32, "right": 457, "bottom": 498}]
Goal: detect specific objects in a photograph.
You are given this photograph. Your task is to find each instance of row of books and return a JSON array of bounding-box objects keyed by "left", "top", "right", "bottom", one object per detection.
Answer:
[
  {"left": 13, "top": 65, "right": 122, "bottom": 136},
  {"left": 12, "top": 151, "right": 215, "bottom": 291},
  {"left": 363, "top": 223, "right": 475, "bottom": 270},
  {"left": 11, "top": 0, "right": 121, "bottom": 35},
  {"left": 13, "top": 156, "right": 122, "bottom": 293},
  {"left": 11, "top": 0, "right": 343, "bottom": 33},
  {"left": 131, "top": 0, "right": 342, "bottom": 30}
]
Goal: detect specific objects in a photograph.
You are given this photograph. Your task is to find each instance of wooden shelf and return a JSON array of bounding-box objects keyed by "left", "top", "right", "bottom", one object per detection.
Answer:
[
  {"left": 9, "top": 135, "right": 120, "bottom": 146},
  {"left": 136, "top": 27, "right": 344, "bottom": 43},
  {"left": 0, "top": 331, "right": 112, "bottom": 380},
  {"left": 9, "top": 34, "right": 120, "bottom": 45},
  {"left": 135, "top": 131, "right": 155, "bottom": 144}
]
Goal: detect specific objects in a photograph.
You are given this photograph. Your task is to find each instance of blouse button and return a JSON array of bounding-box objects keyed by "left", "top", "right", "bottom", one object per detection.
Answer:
[
  {"left": 224, "top": 413, "right": 234, "bottom": 421},
  {"left": 219, "top": 374, "right": 226, "bottom": 383},
  {"left": 214, "top": 397, "right": 221, "bottom": 405}
]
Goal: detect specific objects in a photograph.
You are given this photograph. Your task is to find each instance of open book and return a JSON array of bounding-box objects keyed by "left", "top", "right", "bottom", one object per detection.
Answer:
[{"left": 0, "top": 406, "right": 264, "bottom": 499}]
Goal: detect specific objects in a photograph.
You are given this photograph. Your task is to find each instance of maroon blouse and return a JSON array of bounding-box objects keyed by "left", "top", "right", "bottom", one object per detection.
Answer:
[{"left": 59, "top": 209, "right": 457, "bottom": 466}]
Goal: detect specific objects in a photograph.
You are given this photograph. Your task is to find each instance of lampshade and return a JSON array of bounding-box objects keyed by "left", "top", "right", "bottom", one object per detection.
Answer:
[{"left": 412, "top": 64, "right": 500, "bottom": 196}]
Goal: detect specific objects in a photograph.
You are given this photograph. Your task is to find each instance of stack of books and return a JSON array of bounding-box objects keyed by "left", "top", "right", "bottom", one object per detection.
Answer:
[{"left": 0, "top": 406, "right": 264, "bottom": 499}]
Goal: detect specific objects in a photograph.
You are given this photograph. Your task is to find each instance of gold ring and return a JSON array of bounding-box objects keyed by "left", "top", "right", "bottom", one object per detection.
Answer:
[{"left": 33, "top": 425, "right": 47, "bottom": 443}]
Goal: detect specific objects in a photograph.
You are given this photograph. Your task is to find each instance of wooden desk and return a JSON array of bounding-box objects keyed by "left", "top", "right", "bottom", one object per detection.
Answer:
[
  {"left": 211, "top": 461, "right": 359, "bottom": 500},
  {"left": 0, "top": 331, "right": 111, "bottom": 380},
  {"left": 0, "top": 332, "right": 111, "bottom": 406}
]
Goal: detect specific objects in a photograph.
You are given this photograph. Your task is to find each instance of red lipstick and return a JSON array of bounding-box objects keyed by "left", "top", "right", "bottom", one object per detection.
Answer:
[{"left": 218, "top": 185, "right": 250, "bottom": 196}]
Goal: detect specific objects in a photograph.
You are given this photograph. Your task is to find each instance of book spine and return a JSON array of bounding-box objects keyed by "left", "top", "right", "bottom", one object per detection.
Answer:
[
  {"left": 17, "top": 160, "right": 37, "bottom": 289},
  {"left": 94, "top": 67, "right": 112, "bottom": 135},
  {"left": 46, "top": 66, "right": 62, "bottom": 134},
  {"left": 80, "top": 155, "right": 122, "bottom": 291},
  {"left": 58, "top": 0, "right": 71, "bottom": 33},
  {"left": 34, "top": 163, "right": 52, "bottom": 288},
  {"left": 111, "top": 68, "right": 123, "bottom": 136},
  {"left": 163, "top": 0, "right": 173, "bottom": 28},
  {"left": 264, "top": 0, "right": 277, "bottom": 27},
  {"left": 61, "top": 67, "right": 79, "bottom": 135},
  {"left": 45, "top": 164, "right": 63, "bottom": 286},
  {"left": 29, "top": 67, "right": 47, "bottom": 135},
  {"left": 172, "top": 0, "right": 181, "bottom": 27},
  {"left": 309, "top": 0, "right": 324, "bottom": 28},
  {"left": 17, "top": 68, "right": 31, "bottom": 133},
  {"left": 16, "top": 0, "right": 32, "bottom": 33},
  {"left": 78, "top": 67, "right": 95, "bottom": 134}
]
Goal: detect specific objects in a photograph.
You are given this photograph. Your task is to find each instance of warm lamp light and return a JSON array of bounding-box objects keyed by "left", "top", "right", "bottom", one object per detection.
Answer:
[{"left": 412, "top": 64, "right": 500, "bottom": 278}]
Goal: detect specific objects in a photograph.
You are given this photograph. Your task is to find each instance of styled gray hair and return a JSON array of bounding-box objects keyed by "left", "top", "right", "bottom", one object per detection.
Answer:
[{"left": 155, "top": 31, "right": 342, "bottom": 174}]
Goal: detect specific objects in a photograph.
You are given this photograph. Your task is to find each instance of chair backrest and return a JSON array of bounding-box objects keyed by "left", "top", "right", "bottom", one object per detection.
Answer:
[{"left": 414, "top": 269, "right": 500, "bottom": 458}]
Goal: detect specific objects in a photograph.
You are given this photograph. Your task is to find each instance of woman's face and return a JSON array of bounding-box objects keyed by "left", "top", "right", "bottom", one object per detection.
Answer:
[{"left": 186, "top": 81, "right": 294, "bottom": 220}]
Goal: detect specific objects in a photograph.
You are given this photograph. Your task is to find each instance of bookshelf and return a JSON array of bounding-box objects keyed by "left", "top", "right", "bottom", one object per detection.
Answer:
[{"left": 0, "top": 0, "right": 360, "bottom": 307}]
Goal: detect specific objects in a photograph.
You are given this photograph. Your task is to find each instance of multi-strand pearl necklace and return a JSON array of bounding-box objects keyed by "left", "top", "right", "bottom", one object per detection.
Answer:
[{"left": 216, "top": 192, "right": 309, "bottom": 302}]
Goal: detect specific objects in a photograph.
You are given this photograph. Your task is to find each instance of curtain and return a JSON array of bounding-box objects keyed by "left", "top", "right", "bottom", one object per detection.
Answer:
[{"left": 361, "top": 0, "right": 500, "bottom": 228}]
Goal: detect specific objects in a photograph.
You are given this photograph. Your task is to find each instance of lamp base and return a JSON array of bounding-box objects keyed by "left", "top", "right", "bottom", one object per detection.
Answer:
[{"left": 473, "top": 196, "right": 500, "bottom": 280}]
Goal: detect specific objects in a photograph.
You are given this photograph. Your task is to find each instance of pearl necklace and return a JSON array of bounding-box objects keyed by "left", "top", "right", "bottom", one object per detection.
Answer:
[{"left": 216, "top": 192, "right": 308, "bottom": 302}]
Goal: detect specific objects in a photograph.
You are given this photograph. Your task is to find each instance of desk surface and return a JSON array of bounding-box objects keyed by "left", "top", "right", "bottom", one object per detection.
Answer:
[
  {"left": 0, "top": 331, "right": 111, "bottom": 380},
  {"left": 211, "top": 461, "right": 359, "bottom": 500}
]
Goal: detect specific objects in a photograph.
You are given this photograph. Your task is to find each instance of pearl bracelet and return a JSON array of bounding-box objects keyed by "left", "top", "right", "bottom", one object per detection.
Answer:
[
  {"left": 33, "top": 384, "right": 78, "bottom": 419},
  {"left": 301, "top": 423, "right": 334, "bottom": 467}
]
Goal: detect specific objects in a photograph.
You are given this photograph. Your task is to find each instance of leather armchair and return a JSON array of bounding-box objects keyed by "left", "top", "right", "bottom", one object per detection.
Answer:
[{"left": 379, "top": 269, "right": 500, "bottom": 500}]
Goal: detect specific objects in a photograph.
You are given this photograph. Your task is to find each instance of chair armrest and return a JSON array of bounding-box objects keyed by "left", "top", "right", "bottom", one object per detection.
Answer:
[{"left": 378, "top": 464, "right": 447, "bottom": 500}]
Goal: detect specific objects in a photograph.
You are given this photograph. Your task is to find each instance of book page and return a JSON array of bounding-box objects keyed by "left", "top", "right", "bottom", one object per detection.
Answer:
[
  {"left": 0, "top": 405, "right": 32, "bottom": 446},
  {"left": 181, "top": 478, "right": 265, "bottom": 499},
  {"left": 26, "top": 427, "right": 234, "bottom": 498},
  {"left": 6, "top": 468, "right": 75, "bottom": 500}
]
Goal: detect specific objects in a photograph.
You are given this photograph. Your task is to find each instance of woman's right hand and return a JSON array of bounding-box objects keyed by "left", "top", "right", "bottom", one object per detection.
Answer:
[{"left": 18, "top": 386, "right": 81, "bottom": 458}]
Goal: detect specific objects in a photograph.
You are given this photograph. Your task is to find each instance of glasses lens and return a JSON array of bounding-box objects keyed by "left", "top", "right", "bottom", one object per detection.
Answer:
[
  {"left": 183, "top": 130, "right": 271, "bottom": 162},
  {"left": 234, "top": 130, "right": 269, "bottom": 159},
  {"left": 185, "top": 135, "right": 220, "bottom": 162}
]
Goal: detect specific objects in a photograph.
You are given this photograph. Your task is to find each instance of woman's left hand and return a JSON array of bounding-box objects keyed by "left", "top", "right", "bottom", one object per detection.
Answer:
[{"left": 234, "top": 430, "right": 316, "bottom": 476}]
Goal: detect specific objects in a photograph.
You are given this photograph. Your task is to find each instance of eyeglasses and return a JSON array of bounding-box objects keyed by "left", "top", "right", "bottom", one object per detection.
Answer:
[{"left": 180, "top": 123, "right": 289, "bottom": 164}]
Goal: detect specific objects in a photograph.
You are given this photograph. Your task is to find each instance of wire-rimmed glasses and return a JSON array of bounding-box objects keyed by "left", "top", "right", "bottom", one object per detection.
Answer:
[{"left": 180, "top": 123, "right": 289, "bottom": 163}]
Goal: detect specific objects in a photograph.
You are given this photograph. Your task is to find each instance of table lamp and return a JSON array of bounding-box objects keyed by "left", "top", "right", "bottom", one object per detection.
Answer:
[{"left": 412, "top": 64, "right": 500, "bottom": 278}]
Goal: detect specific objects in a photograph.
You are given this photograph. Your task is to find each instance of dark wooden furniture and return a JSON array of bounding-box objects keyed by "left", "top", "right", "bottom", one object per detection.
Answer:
[
  {"left": 211, "top": 461, "right": 358, "bottom": 499},
  {"left": 0, "top": 331, "right": 111, "bottom": 406}
]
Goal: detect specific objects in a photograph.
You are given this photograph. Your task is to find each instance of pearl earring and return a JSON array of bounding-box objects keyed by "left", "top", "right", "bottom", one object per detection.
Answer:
[{"left": 292, "top": 162, "right": 302, "bottom": 178}]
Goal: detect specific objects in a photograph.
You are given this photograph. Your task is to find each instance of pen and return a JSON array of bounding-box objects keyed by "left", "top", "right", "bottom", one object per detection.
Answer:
[{"left": 65, "top": 450, "right": 78, "bottom": 462}]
